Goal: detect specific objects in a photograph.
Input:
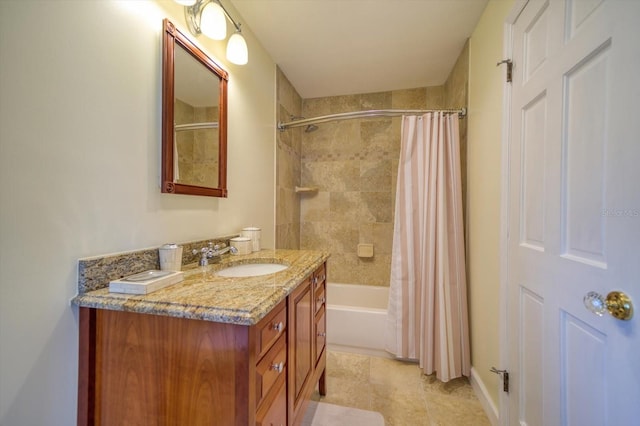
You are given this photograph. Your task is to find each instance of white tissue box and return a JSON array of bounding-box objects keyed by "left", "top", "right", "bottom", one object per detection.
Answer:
[{"left": 109, "top": 270, "right": 183, "bottom": 295}]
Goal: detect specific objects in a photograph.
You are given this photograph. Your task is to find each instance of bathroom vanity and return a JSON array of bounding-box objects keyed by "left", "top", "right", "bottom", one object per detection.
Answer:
[{"left": 74, "top": 249, "right": 329, "bottom": 426}]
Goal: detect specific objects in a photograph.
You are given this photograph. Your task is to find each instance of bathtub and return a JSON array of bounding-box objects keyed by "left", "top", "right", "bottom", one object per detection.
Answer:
[{"left": 326, "top": 283, "right": 391, "bottom": 357}]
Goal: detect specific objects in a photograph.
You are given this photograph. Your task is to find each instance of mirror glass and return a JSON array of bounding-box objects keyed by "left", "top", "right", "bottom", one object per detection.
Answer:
[{"left": 162, "top": 19, "right": 228, "bottom": 197}]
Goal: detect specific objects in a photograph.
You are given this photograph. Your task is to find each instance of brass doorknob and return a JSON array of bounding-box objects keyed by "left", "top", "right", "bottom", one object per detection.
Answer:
[{"left": 584, "top": 291, "right": 634, "bottom": 321}]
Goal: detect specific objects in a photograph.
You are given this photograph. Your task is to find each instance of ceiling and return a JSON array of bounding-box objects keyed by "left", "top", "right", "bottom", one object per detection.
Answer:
[{"left": 229, "top": 0, "right": 488, "bottom": 99}]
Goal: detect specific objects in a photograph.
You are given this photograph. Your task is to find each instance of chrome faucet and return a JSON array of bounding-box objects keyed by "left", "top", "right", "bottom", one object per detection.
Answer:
[{"left": 192, "top": 242, "right": 238, "bottom": 266}]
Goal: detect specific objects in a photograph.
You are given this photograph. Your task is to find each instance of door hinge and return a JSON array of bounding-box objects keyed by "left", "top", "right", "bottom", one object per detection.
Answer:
[
  {"left": 490, "top": 367, "right": 510, "bottom": 393},
  {"left": 496, "top": 59, "right": 513, "bottom": 83}
]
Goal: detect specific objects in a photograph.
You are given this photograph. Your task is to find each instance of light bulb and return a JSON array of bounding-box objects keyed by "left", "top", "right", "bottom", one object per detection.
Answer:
[
  {"left": 174, "top": 0, "right": 197, "bottom": 5},
  {"left": 200, "top": 2, "right": 227, "bottom": 40},
  {"left": 227, "top": 32, "right": 248, "bottom": 65}
]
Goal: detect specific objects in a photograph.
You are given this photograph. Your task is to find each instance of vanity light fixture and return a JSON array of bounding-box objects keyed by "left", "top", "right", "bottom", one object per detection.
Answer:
[
  {"left": 200, "top": 2, "right": 227, "bottom": 40},
  {"left": 226, "top": 30, "right": 248, "bottom": 65},
  {"left": 179, "top": 0, "right": 249, "bottom": 65}
]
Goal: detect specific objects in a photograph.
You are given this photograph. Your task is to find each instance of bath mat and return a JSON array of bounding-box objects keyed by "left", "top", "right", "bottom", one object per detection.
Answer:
[{"left": 302, "top": 401, "right": 385, "bottom": 426}]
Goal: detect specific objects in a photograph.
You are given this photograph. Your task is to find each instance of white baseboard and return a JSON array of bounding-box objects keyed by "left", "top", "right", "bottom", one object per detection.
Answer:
[{"left": 470, "top": 367, "right": 499, "bottom": 426}]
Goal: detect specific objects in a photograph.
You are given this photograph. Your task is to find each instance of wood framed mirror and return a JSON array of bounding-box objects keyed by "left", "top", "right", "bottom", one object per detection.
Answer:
[{"left": 162, "top": 19, "right": 229, "bottom": 197}]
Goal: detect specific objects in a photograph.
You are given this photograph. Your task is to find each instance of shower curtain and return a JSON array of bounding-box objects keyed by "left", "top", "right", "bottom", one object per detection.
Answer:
[{"left": 385, "top": 112, "right": 470, "bottom": 382}]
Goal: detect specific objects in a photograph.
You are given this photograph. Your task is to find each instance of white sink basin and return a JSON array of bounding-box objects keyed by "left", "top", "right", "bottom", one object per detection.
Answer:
[{"left": 216, "top": 263, "right": 289, "bottom": 278}]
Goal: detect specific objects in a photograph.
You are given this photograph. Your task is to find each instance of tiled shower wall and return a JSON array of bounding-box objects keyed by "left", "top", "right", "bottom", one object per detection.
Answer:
[
  {"left": 276, "top": 42, "right": 469, "bottom": 286},
  {"left": 275, "top": 67, "right": 303, "bottom": 249}
]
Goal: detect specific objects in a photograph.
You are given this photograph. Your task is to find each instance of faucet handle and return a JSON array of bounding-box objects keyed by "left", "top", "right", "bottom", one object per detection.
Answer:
[{"left": 193, "top": 245, "right": 215, "bottom": 266}]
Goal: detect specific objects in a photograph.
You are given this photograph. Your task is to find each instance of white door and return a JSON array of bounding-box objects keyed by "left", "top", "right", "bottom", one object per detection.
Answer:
[{"left": 506, "top": 0, "right": 640, "bottom": 425}]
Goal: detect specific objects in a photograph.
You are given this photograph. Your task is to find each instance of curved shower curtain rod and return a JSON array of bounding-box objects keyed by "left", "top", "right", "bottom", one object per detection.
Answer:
[{"left": 277, "top": 107, "right": 466, "bottom": 131}]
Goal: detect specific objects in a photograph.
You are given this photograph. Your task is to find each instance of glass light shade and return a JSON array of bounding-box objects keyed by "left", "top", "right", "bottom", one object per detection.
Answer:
[
  {"left": 200, "top": 2, "right": 227, "bottom": 40},
  {"left": 227, "top": 32, "right": 248, "bottom": 65},
  {"left": 175, "top": 0, "right": 197, "bottom": 5}
]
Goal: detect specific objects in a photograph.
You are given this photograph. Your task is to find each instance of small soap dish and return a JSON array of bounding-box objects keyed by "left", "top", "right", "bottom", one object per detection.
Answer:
[{"left": 109, "top": 270, "right": 183, "bottom": 295}]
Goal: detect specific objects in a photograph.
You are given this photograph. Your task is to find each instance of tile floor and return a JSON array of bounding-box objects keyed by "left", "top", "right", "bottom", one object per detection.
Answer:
[{"left": 312, "top": 350, "right": 491, "bottom": 426}]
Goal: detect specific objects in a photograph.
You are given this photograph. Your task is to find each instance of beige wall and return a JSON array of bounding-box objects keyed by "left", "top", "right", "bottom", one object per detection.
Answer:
[
  {"left": 467, "top": 0, "right": 514, "bottom": 409},
  {"left": 0, "top": 1, "right": 275, "bottom": 423}
]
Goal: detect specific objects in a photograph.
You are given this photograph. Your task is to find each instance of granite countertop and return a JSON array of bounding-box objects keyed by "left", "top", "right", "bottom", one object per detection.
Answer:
[{"left": 72, "top": 249, "right": 330, "bottom": 326}]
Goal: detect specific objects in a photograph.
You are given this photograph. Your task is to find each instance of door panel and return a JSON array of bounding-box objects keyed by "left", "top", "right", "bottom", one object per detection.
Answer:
[
  {"left": 560, "top": 312, "right": 606, "bottom": 425},
  {"left": 507, "top": 1, "right": 640, "bottom": 425},
  {"left": 561, "top": 41, "right": 609, "bottom": 267},
  {"left": 565, "top": 0, "right": 604, "bottom": 40},
  {"left": 519, "top": 289, "right": 543, "bottom": 426},
  {"left": 523, "top": 1, "right": 549, "bottom": 82},
  {"left": 520, "top": 93, "right": 547, "bottom": 250}
]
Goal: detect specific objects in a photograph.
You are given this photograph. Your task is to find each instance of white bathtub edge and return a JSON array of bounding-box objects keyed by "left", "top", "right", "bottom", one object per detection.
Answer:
[
  {"left": 326, "top": 282, "right": 389, "bottom": 310},
  {"left": 326, "top": 283, "right": 389, "bottom": 355}
]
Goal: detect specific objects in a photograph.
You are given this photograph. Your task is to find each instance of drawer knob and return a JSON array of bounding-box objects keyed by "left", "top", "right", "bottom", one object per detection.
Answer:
[
  {"left": 271, "top": 321, "right": 284, "bottom": 333},
  {"left": 270, "top": 361, "right": 284, "bottom": 373},
  {"left": 317, "top": 332, "right": 326, "bottom": 337}
]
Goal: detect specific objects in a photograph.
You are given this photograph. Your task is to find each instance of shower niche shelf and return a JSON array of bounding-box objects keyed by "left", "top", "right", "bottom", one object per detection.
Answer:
[{"left": 294, "top": 186, "right": 319, "bottom": 193}]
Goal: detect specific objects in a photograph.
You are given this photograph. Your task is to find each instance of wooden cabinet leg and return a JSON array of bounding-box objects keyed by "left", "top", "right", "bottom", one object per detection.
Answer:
[{"left": 318, "top": 368, "right": 326, "bottom": 396}]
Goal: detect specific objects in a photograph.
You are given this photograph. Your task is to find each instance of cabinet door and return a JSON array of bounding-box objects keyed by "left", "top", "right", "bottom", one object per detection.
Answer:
[
  {"left": 314, "top": 306, "right": 326, "bottom": 366},
  {"left": 313, "top": 278, "right": 326, "bottom": 366},
  {"left": 288, "top": 277, "right": 313, "bottom": 414}
]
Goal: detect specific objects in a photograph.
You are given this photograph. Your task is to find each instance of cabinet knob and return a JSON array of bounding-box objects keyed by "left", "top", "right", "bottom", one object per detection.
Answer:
[
  {"left": 317, "top": 297, "right": 326, "bottom": 304},
  {"left": 271, "top": 321, "right": 284, "bottom": 333},
  {"left": 317, "top": 332, "right": 326, "bottom": 337},
  {"left": 270, "top": 361, "right": 284, "bottom": 373}
]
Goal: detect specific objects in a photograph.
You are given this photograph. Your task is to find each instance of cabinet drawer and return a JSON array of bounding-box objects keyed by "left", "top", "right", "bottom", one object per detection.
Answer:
[
  {"left": 314, "top": 263, "right": 326, "bottom": 285},
  {"left": 256, "top": 374, "right": 286, "bottom": 426},
  {"left": 314, "top": 281, "right": 326, "bottom": 315},
  {"left": 257, "top": 302, "right": 287, "bottom": 359},
  {"left": 256, "top": 334, "right": 287, "bottom": 409}
]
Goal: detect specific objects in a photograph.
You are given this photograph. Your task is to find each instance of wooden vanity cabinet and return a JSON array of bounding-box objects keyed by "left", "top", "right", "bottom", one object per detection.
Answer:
[
  {"left": 77, "top": 262, "right": 327, "bottom": 426},
  {"left": 78, "top": 299, "right": 288, "bottom": 426}
]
